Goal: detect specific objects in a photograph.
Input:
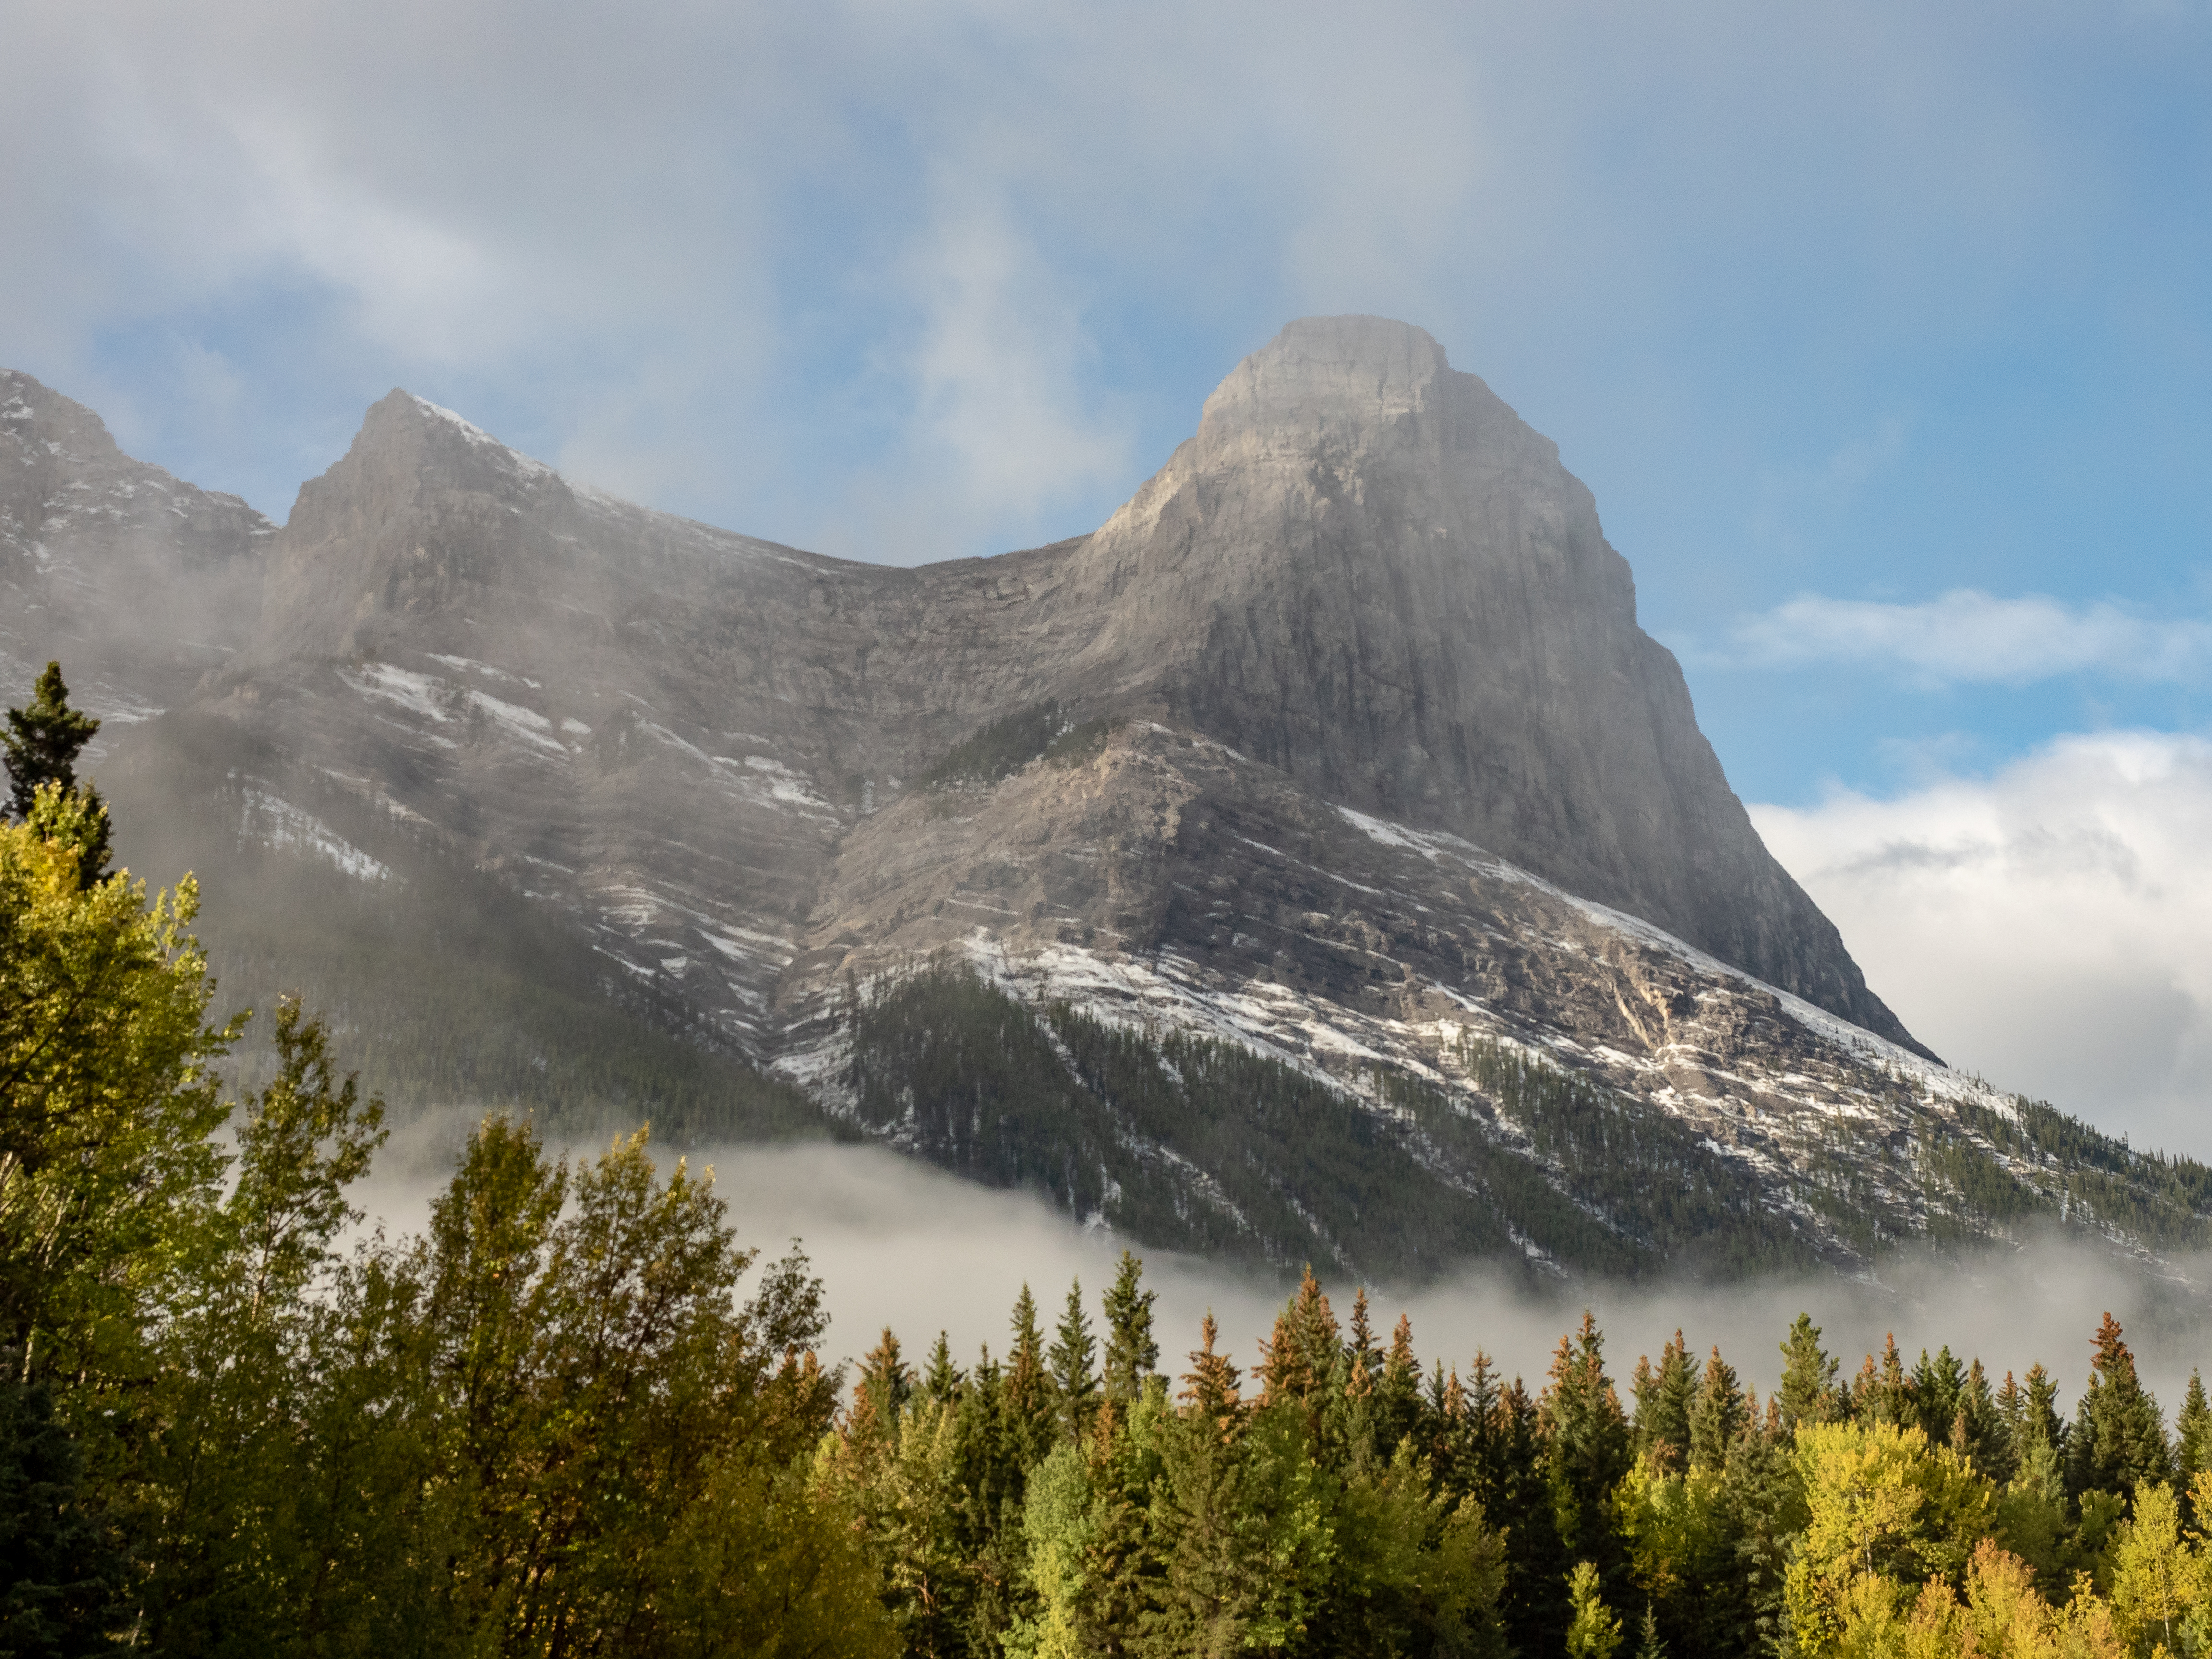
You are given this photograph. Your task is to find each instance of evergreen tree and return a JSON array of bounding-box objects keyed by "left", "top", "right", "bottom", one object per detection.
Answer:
[
  {"left": 1779, "top": 1312, "right": 1840, "bottom": 1431},
  {"left": 2069, "top": 1312, "right": 2171, "bottom": 1502},
  {"left": 1004, "top": 1285, "right": 1059, "bottom": 1467},
  {"left": 3, "top": 665, "right": 108, "bottom": 889},
  {"left": 1955, "top": 1358, "right": 2013, "bottom": 1483},
  {"left": 1688, "top": 1345, "right": 1747, "bottom": 1473},
  {"left": 1178, "top": 1310, "right": 1244, "bottom": 1442},
  {"left": 1049, "top": 1277, "right": 1102, "bottom": 1442},
  {"left": 1544, "top": 1312, "right": 1632, "bottom": 1586},
  {"left": 0, "top": 1377, "right": 127, "bottom": 1657},
  {"left": 1634, "top": 1600, "right": 1668, "bottom": 1659},
  {"left": 1632, "top": 1332, "right": 1695, "bottom": 1471},
  {"left": 923, "top": 1331, "right": 965, "bottom": 1404},
  {"left": 1101, "top": 1250, "right": 1158, "bottom": 1402},
  {"left": 2176, "top": 1370, "right": 2212, "bottom": 1499},
  {"left": 3, "top": 662, "right": 99, "bottom": 821}
]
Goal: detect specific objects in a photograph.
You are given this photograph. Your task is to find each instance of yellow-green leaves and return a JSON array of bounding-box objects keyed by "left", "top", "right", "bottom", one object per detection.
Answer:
[
  {"left": 0, "top": 811, "right": 230, "bottom": 1384},
  {"left": 1787, "top": 1420, "right": 1995, "bottom": 1653}
]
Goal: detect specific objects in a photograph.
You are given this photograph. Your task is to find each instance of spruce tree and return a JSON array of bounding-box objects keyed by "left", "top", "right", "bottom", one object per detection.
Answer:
[
  {"left": 1048, "top": 1278, "right": 1102, "bottom": 1442},
  {"left": 1543, "top": 1312, "right": 1631, "bottom": 1584},
  {"left": 1004, "top": 1285, "right": 1058, "bottom": 1467},
  {"left": 1632, "top": 1332, "right": 1695, "bottom": 1471},
  {"left": 1687, "top": 1346, "right": 1746, "bottom": 1473},
  {"left": 1778, "top": 1313, "right": 1839, "bottom": 1431},
  {"left": 2069, "top": 1312, "right": 2171, "bottom": 1501},
  {"left": 1100, "top": 1250, "right": 1157, "bottom": 1402},
  {"left": 923, "top": 1331, "right": 964, "bottom": 1405},
  {"left": 1178, "top": 1311, "right": 1244, "bottom": 1442},
  {"left": 3, "top": 661, "right": 99, "bottom": 820},
  {"left": 3, "top": 663, "right": 110, "bottom": 887}
]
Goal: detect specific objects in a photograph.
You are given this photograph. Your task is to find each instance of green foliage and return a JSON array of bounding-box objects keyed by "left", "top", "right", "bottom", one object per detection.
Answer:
[{"left": 3, "top": 663, "right": 100, "bottom": 822}]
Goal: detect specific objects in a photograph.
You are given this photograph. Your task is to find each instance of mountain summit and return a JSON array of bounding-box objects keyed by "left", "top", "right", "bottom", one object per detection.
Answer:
[{"left": 11, "top": 324, "right": 2176, "bottom": 1282}]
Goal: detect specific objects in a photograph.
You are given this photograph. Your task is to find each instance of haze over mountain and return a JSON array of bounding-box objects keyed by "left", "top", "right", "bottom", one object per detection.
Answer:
[{"left": 7, "top": 320, "right": 2205, "bottom": 1285}]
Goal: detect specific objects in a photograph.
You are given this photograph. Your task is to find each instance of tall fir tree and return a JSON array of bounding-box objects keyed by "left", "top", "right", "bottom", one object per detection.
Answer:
[
  {"left": 2, "top": 663, "right": 110, "bottom": 887},
  {"left": 3, "top": 662, "right": 99, "bottom": 820},
  {"left": 1631, "top": 1332, "right": 1696, "bottom": 1471},
  {"left": 2068, "top": 1312, "right": 2172, "bottom": 1501},
  {"left": 1688, "top": 1346, "right": 1747, "bottom": 1473},
  {"left": 1778, "top": 1313, "right": 1840, "bottom": 1431},
  {"left": 1543, "top": 1312, "right": 1632, "bottom": 1591},
  {"left": 1048, "top": 1278, "right": 1102, "bottom": 1443},
  {"left": 1100, "top": 1250, "right": 1158, "bottom": 1403}
]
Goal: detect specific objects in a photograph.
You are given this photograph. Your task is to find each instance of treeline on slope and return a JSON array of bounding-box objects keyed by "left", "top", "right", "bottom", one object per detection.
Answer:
[
  {"left": 19, "top": 663, "right": 2212, "bottom": 1657},
  {"left": 920, "top": 701, "right": 1114, "bottom": 791},
  {"left": 842, "top": 967, "right": 1825, "bottom": 1280},
  {"left": 106, "top": 705, "right": 833, "bottom": 1144}
]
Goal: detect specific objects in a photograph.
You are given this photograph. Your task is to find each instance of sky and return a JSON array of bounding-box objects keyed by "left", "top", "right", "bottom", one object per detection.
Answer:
[{"left": 6, "top": 0, "right": 2212, "bottom": 1148}]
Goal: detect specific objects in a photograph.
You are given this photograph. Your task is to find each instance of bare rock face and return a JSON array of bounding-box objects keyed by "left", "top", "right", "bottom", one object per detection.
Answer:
[{"left": 1043, "top": 318, "right": 1920, "bottom": 1052}]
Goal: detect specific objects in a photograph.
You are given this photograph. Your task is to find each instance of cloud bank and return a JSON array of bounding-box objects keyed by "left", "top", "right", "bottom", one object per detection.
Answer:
[
  {"left": 355, "top": 1121, "right": 2212, "bottom": 1424},
  {"left": 1753, "top": 729, "right": 2212, "bottom": 1157}
]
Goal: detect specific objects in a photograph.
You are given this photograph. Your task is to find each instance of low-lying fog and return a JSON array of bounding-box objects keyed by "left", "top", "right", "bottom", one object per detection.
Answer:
[{"left": 354, "top": 1110, "right": 2212, "bottom": 1411}]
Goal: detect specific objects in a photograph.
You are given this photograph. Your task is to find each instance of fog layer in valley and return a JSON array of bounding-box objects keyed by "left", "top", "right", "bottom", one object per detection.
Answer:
[{"left": 354, "top": 1113, "right": 2212, "bottom": 1417}]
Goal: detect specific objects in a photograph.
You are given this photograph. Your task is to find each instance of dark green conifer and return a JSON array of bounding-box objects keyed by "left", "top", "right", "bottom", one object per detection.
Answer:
[
  {"left": 1101, "top": 1250, "right": 1157, "bottom": 1402},
  {"left": 2177, "top": 1370, "right": 2212, "bottom": 1505},
  {"left": 1778, "top": 1313, "right": 1839, "bottom": 1431},
  {"left": 1688, "top": 1347, "right": 1746, "bottom": 1472},
  {"left": 1004, "top": 1285, "right": 1058, "bottom": 1466},
  {"left": 3, "top": 661, "right": 99, "bottom": 820},
  {"left": 2068, "top": 1312, "right": 2171, "bottom": 1501},
  {"left": 922, "top": 1331, "right": 964, "bottom": 1404},
  {"left": 1543, "top": 1312, "right": 1631, "bottom": 1585},
  {"left": 3, "top": 662, "right": 110, "bottom": 887},
  {"left": 1048, "top": 1278, "right": 1102, "bottom": 1442},
  {"left": 1631, "top": 1332, "right": 1695, "bottom": 1471}
]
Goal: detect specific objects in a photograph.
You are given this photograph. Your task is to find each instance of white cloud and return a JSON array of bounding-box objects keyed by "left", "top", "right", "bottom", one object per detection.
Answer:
[
  {"left": 1726, "top": 590, "right": 2212, "bottom": 686},
  {"left": 1752, "top": 730, "right": 2212, "bottom": 1157},
  {"left": 0, "top": 0, "right": 2166, "bottom": 552}
]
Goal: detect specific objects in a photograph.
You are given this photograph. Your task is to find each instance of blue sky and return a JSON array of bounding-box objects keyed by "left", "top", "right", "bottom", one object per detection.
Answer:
[{"left": 8, "top": 0, "right": 2212, "bottom": 1142}]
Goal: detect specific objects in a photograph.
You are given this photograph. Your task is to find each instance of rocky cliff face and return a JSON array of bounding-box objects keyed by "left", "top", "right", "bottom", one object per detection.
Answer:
[{"left": 12, "top": 325, "right": 2165, "bottom": 1283}]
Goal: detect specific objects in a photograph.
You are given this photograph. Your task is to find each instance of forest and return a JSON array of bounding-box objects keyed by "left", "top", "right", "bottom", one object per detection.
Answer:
[{"left": 13, "top": 663, "right": 2212, "bottom": 1659}]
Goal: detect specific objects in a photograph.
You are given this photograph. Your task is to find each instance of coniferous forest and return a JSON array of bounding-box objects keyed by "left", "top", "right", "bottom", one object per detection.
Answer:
[{"left": 19, "top": 665, "right": 2212, "bottom": 1658}]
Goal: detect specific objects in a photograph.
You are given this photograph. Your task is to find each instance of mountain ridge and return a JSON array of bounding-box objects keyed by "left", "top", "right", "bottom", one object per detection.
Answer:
[{"left": 19, "top": 322, "right": 2195, "bottom": 1285}]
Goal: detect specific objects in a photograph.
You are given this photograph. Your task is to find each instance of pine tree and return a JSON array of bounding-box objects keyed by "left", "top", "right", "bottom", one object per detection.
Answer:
[
  {"left": 1048, "top": 1278, "right": 1102, "bottom": 1443},
  {"left": 1634, "top": 1600, "right": 1668, "bottom": 1659},
  {"left": 1779, "top": 1313, "right": 1840, "bottom": 1431},
  {"left": 1631, "top": 1332, "right": 1695, "bottom": 1471},
  {"left": 2069, "top": 1312, "right": 2171, "bottom": 1501},
  {"left": 923, "top": 1331, "right": 965, "bottom": 1404},
  {"left": 1179, "top": 1311, "right": 1244, "bottom": 1442},
  {"left": 3, "top": 663, "right": 110, "bottom": 887},
  {"left": 1544, "top": 1312, "right": 1632, "bottom": 1582},
  {"left": 2176, "top": 1371, "right": 2212, "bottom": 1494},
  {"left": 1101, "top": 1250, "right": 1157, "bottom": 1403},
  {"left": 1688, "top": 1346, "right": 1747, "bottom": 1473},
  {"left": 3, "top": 661, "right": 99, "bottom": 820},
  {"left": 1004, "top": 1284, "right": 1058, "bottom": 1467}
]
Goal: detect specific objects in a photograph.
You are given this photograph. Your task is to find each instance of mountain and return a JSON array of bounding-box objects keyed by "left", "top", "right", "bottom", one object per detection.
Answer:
[{"left": 7, "top": 321, "right": 2206, "bottom": 1284}]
